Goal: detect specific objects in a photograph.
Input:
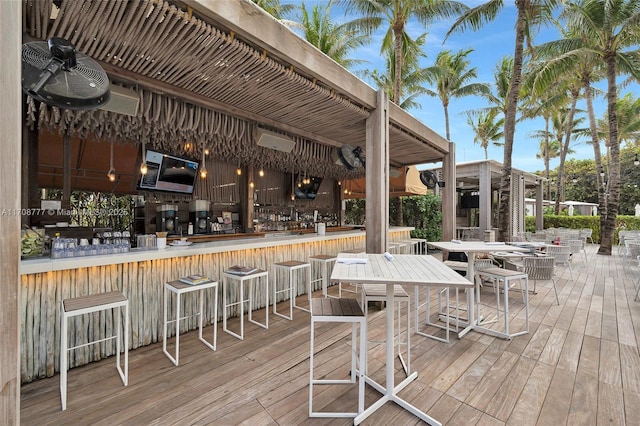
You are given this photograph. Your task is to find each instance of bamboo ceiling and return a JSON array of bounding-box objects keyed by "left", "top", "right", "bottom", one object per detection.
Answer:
[{"left": 22, "top": 0, "right": 449, "bottom": 181}]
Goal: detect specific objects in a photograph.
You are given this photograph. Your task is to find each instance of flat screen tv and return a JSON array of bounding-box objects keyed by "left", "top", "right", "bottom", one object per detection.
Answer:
[
  {"left": 293, "top": 175, "right": 323, "bottom": 199},
  {"left": 138, "top": 149, "right": 199, "bottom": 194},
  {"left": 460, "top": 194, "right": 479, "bottom": 209}
]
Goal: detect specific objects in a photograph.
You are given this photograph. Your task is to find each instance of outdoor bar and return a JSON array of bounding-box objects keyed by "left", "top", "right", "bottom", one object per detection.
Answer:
[{"left": 13, "top": 0, "right": 453, "bottom": 391}]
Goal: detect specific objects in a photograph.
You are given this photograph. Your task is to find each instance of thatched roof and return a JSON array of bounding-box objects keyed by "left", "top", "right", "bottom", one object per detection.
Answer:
[{"left": 23, "top": 0, "right": 450, "bottom": 184}]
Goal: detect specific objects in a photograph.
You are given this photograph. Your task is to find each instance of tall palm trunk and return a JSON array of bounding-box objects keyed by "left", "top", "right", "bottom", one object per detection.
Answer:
[
  {"left": 554, "top": 91, "right": 579, "bottom": 214},
  {"left": 443, "top": 102, "right": 451, "bottom": 141},
  {"left": 599, "top": 53, "right": 620, "bottom": 255},
  {"left": 392, "top": 27, "right": 404, "bottom": 226},
  {"left": 583, "top": 78, "right": 606, "bottom": 239},
  {"left": 498, "top": 1, "right": 527, "bottom": 242},
  {"left": 544, "top": 115, "right": 551, "bottom": 201}
]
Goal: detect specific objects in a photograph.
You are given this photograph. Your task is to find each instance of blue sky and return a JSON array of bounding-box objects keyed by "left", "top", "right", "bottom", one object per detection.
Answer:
[{"left": 285, "top": 1, "right": 639, "bottom": 173}]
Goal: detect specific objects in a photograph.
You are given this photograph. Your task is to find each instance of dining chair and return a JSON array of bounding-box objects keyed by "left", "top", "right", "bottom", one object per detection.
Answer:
[
  {"left": 522, "top": 256, "right": 559, "bottom": 305},
  {"left": 567, "top": 239, "right": 587, "bottom": 263},
  {"left": 545, "top": 245, "right": 574, "bottom": 281}
]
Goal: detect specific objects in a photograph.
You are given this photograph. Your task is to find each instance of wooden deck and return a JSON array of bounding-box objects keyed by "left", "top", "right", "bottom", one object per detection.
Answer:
[{"left": 20, "top": 244, "right": 640, "bottom": 425}]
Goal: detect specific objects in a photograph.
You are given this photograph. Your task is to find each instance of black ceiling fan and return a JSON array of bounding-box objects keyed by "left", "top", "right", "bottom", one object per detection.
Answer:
[
  {"left": 22, "top": 37, "right": 110, "bottom": 110},
  {"left": 336, "top": 145, "right": 365, "bottom": 170}
]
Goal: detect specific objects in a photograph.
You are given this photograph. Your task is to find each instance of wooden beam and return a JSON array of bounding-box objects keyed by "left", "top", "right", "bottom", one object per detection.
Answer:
[
  {"left": 388, "top": 102, "right": 450, "bottom": 156},
  {"left": 62, "top": 134, "right": 71, "bottom": 209},
  {"left": 365, "top": 90, "right": 389, "bottom": 254},
  {"left": 0, "top": 1, "right": 22, "bottom": 423},
  {"left": 442, "top": 141, "right": 456, "bottom": 241}
]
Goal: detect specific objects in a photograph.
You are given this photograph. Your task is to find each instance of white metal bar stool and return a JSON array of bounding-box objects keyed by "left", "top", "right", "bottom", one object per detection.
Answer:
[
  {"left": 309, "top": 254, "right": 337, "bottom": 298},
  {"left": 309, "top": 298, "right": 366, "bottom": 418},
  {"left": 60, "top": 291, "right": 128, "bottom": 410},
  {"left": 476, "top": 267, "right": 529, "bottom": 339},
  {"left": 337, "top": 248, "right": 366, "bottom": 297},
  {"left": 361, "top": 283, "right": 411, "bottom": 376},
  {"left": 163, "top": 279, "right": 218, "bottom": 366},
  {"left": 273, "top": 260, "right": 312, "bottom": 320},
  {"left": 414, "top": 285, "right": 451, "bottom": 343},
  {"left": 223, "top": 269, "right": 269, "bottom": 340}
]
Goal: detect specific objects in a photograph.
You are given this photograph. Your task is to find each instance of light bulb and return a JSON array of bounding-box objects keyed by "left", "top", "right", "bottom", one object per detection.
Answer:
[
  {"left": 204, "top": 148, "right": 210, "bottom": 155},
  {"left": 298, "top": 182, "right": 302, "bottom": 188},
  {"left": 107, "top": 169, "right": 116, "bottom": 182},
  {"left": 140, "top": 162, "right": 148, "bottom": 175},
  {"left": 259, "top": 168, "right": 265, "bottom": 177},
  {"left": 249, "top": 181, "right": 255, "bottom": 188},
  {"left": 200, "top": 168, "right": 208, "bottom": 179},
  {"left": 236, "top": 167, "right": 242, "bottom": 176},
  {"left": 344, "top": 188, "right": 348, "bottom": 194}
]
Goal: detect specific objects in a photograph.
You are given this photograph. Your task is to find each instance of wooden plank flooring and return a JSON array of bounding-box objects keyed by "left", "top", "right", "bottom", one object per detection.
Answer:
[{"left": 20, "top": 244, "right": 640, "bottom": 425}]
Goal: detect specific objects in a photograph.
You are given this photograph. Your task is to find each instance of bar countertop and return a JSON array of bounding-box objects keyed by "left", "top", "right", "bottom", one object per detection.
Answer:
[{"left": 20, "top": 227, "right": 412, "bottom": 275}]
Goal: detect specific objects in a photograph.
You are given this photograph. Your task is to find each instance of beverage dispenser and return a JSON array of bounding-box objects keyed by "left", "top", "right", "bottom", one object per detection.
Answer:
[
  {"left": 156, "top": 204, "right": 178, "bottom": 234},
  {"left": 189, "top": 200, "right": 210, "bottom": 234}
]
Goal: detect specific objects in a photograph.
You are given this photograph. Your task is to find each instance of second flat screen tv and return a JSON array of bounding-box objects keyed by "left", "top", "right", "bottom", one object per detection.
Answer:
[{"left": 138, "top": 149, "right": 199, "bottom": 194}]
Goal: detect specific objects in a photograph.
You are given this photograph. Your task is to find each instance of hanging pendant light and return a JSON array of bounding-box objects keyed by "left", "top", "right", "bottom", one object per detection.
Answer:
[
  {"left": 258, "top": 167, "right": 265, "bottom": 177},
  {"left": 140, "top": 139, "right": 148, "bottom": 175},
  {"left": 200, "top": 142, "right": 208, "bottom": 179},
  {"left": 236, "top": 164, "right": 242, "bottom": 176},
  {"left": 107, "top": 141, "right": 116, "bottom": 182}
]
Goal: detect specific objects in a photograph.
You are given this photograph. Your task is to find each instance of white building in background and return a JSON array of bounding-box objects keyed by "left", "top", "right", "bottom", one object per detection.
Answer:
[{"left": 525, "top": 198, "right": 598, "bottom": 216}]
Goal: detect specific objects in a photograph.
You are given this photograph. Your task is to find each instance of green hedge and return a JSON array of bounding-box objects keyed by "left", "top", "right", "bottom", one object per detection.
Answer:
[{"left": 525, "top": 215, "right": 640, "bottom": 244}]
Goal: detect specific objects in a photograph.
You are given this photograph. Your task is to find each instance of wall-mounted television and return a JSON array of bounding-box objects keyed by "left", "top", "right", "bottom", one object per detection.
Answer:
[
  {"left": 460, "top": 194, "right": 479, "bottom": 209},
  {"left": 138, "top": 149, "right": 199, "bottom": 194},
  {"left": 293, "top": 175, "right": 323, "bottom": 199}
]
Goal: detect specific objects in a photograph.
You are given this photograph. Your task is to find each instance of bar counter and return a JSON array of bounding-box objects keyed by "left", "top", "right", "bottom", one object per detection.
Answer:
[{"left": 19, "top": 227, "right": 412, "bottom": 383}]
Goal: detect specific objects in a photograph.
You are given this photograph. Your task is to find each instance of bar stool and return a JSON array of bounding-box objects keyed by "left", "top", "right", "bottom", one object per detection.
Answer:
[
  {"left": 308, "top": 254, "right": 337, "bottom": 298},
  {"left": 360, "top": 284, "right": 411, "bottom": 375},
  {"left": 414, "top": 285, "right": 451, "bottom": 343},
  {"left": 163, "top": 279, "right": 219, "bottom": 365},
  {"left": 337, "top": 248, "right": 365, "bottom": 297},
  {"left": 476, "top": 267, "right": 529, "bottom": 339},
  {"left": 272, "top": 260, "right": 312, "bottom": 320},
  {"left": 223, "top": 269, "right": 269, "bottom": 340},
  {"left": 400, "top": 239, "right": 422, "bottom": 254},
  {"left": 60, "top": 291, "right": 128, "bottom": 410},
  {"left": 309, "top": 298, "right": 366, "bottom": 418}
]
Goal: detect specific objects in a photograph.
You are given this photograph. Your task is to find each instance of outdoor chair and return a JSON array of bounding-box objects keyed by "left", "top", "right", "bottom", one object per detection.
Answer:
[
  {"left": 623, "top": 240, "right": 640, "bottom": 271},
  {"left": 580, "top": 228, "right": 594, "bottom": 244},
  {"left": 568, "top": 239, "right": 587, "bottom": 263},
  {"left": 522, "top": 256, "right": 559, "bottom": 305},
  {"left": 545, "top": 245, "right": 574, "bottom": 281}
]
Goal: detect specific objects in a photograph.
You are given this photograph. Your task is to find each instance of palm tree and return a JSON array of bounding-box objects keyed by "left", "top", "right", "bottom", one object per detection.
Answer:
[
  {"left": 447, "top": 0, "right": 558, "bottom": 241},
  {"left": 287, "top": 1, "right": 370, "bottom": 69},
  {"left": 341, "top": 0, "right": 468, "bottom": 104},
  {"left": 466, "top": 110, "right": 504, "bottom": 159},
  {"left": 251, "top": 0, "right": 295, "bottom": 19},
  {"left": 423, "top": 48, "right": 490, "bottom": 141},
  {"left": 534, "top": 137, "right": 561, "bottom": 199},
  {"left": 365, "top": 33, "right": 431, "bottom": 109},
  {"left": 544, "top": 0, "right": 640, "bottom": 254}
]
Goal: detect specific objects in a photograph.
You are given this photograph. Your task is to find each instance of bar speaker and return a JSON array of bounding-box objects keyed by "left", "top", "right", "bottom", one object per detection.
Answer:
[{"left": 99, "top": 85, "right": 139, "bottom": 116}]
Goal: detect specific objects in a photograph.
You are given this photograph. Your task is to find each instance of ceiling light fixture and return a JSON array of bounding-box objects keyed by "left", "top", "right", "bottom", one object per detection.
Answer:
[
  {"left": 140, "top": 138, "right": 148, "bottom": 175},
  {"left": 107, "top": 141, "right": 116, "bottom": 182},
  {"left": 200, "top": 142, "right": 208, "bottom": 179}
]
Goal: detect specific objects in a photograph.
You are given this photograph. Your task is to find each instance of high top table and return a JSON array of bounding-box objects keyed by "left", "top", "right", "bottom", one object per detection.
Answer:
[
  {"left": 331, "top": 253, "right": 472, "bottom": 425},
  {"left": 427, "top": 241, "right": 530, "bottom": 339}
]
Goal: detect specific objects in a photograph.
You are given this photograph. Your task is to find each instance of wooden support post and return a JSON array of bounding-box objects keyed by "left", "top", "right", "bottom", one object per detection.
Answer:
[
  {"left": 442, "top": 141, "right": 456, "bottom": 241},
  {"left": 365, "top": 90, "right": 389, "bottom": 254},
  {"left": 536, "top": 180, "right": 544, "bottom": 231},
  {"left": 479, "top": 161, "right": 492, "bottom": 235},
  {"left": 62, "top": 134, "right": 71, "bottom": 209}
]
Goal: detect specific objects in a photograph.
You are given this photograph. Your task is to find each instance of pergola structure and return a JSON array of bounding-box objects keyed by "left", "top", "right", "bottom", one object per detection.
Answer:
[
  {"left": 430, "top": 160, "right": 545, "bottom": 237},
  {"left": 1, "top": 0, "right": 457, "bottom": 420}
]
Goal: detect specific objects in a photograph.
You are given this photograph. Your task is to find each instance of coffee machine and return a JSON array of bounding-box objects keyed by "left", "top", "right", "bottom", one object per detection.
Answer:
[
  {"left": 156, "top": 204, "right": 178, "bottom": 234},
  {"left": 189, "top": 200, "right": 210, "bottom": 234}
]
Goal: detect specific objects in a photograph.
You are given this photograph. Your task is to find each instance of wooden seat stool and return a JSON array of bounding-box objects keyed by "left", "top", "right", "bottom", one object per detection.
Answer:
[
  {"left": 309, "top": 298, "right": 366, "bottom": 418},
  {"left": 309, "top": 254, "right": 337, "bottom": 298},
  {"left": 60, "top": 291, "right": 128, "bottom": 410},
  {"left": 163, "top": 279, "right": 219, "bottom": 365},
  {"left": 361, "top": 283, "right": 411, "bottom": 375},
  {"left": 223, "top": 269, "right": 269, "bottom": 340},
  {"left": 273, "top": 260, "right": 312, "bottom": 320},
  {"left": 476, "top": 268, "right": 529, "bottom": 339}
]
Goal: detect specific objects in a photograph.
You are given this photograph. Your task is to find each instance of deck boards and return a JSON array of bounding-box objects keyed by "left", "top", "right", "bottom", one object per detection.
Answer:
[{"left": 20, "top": 244, "right": 640, "bottom": 425}]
